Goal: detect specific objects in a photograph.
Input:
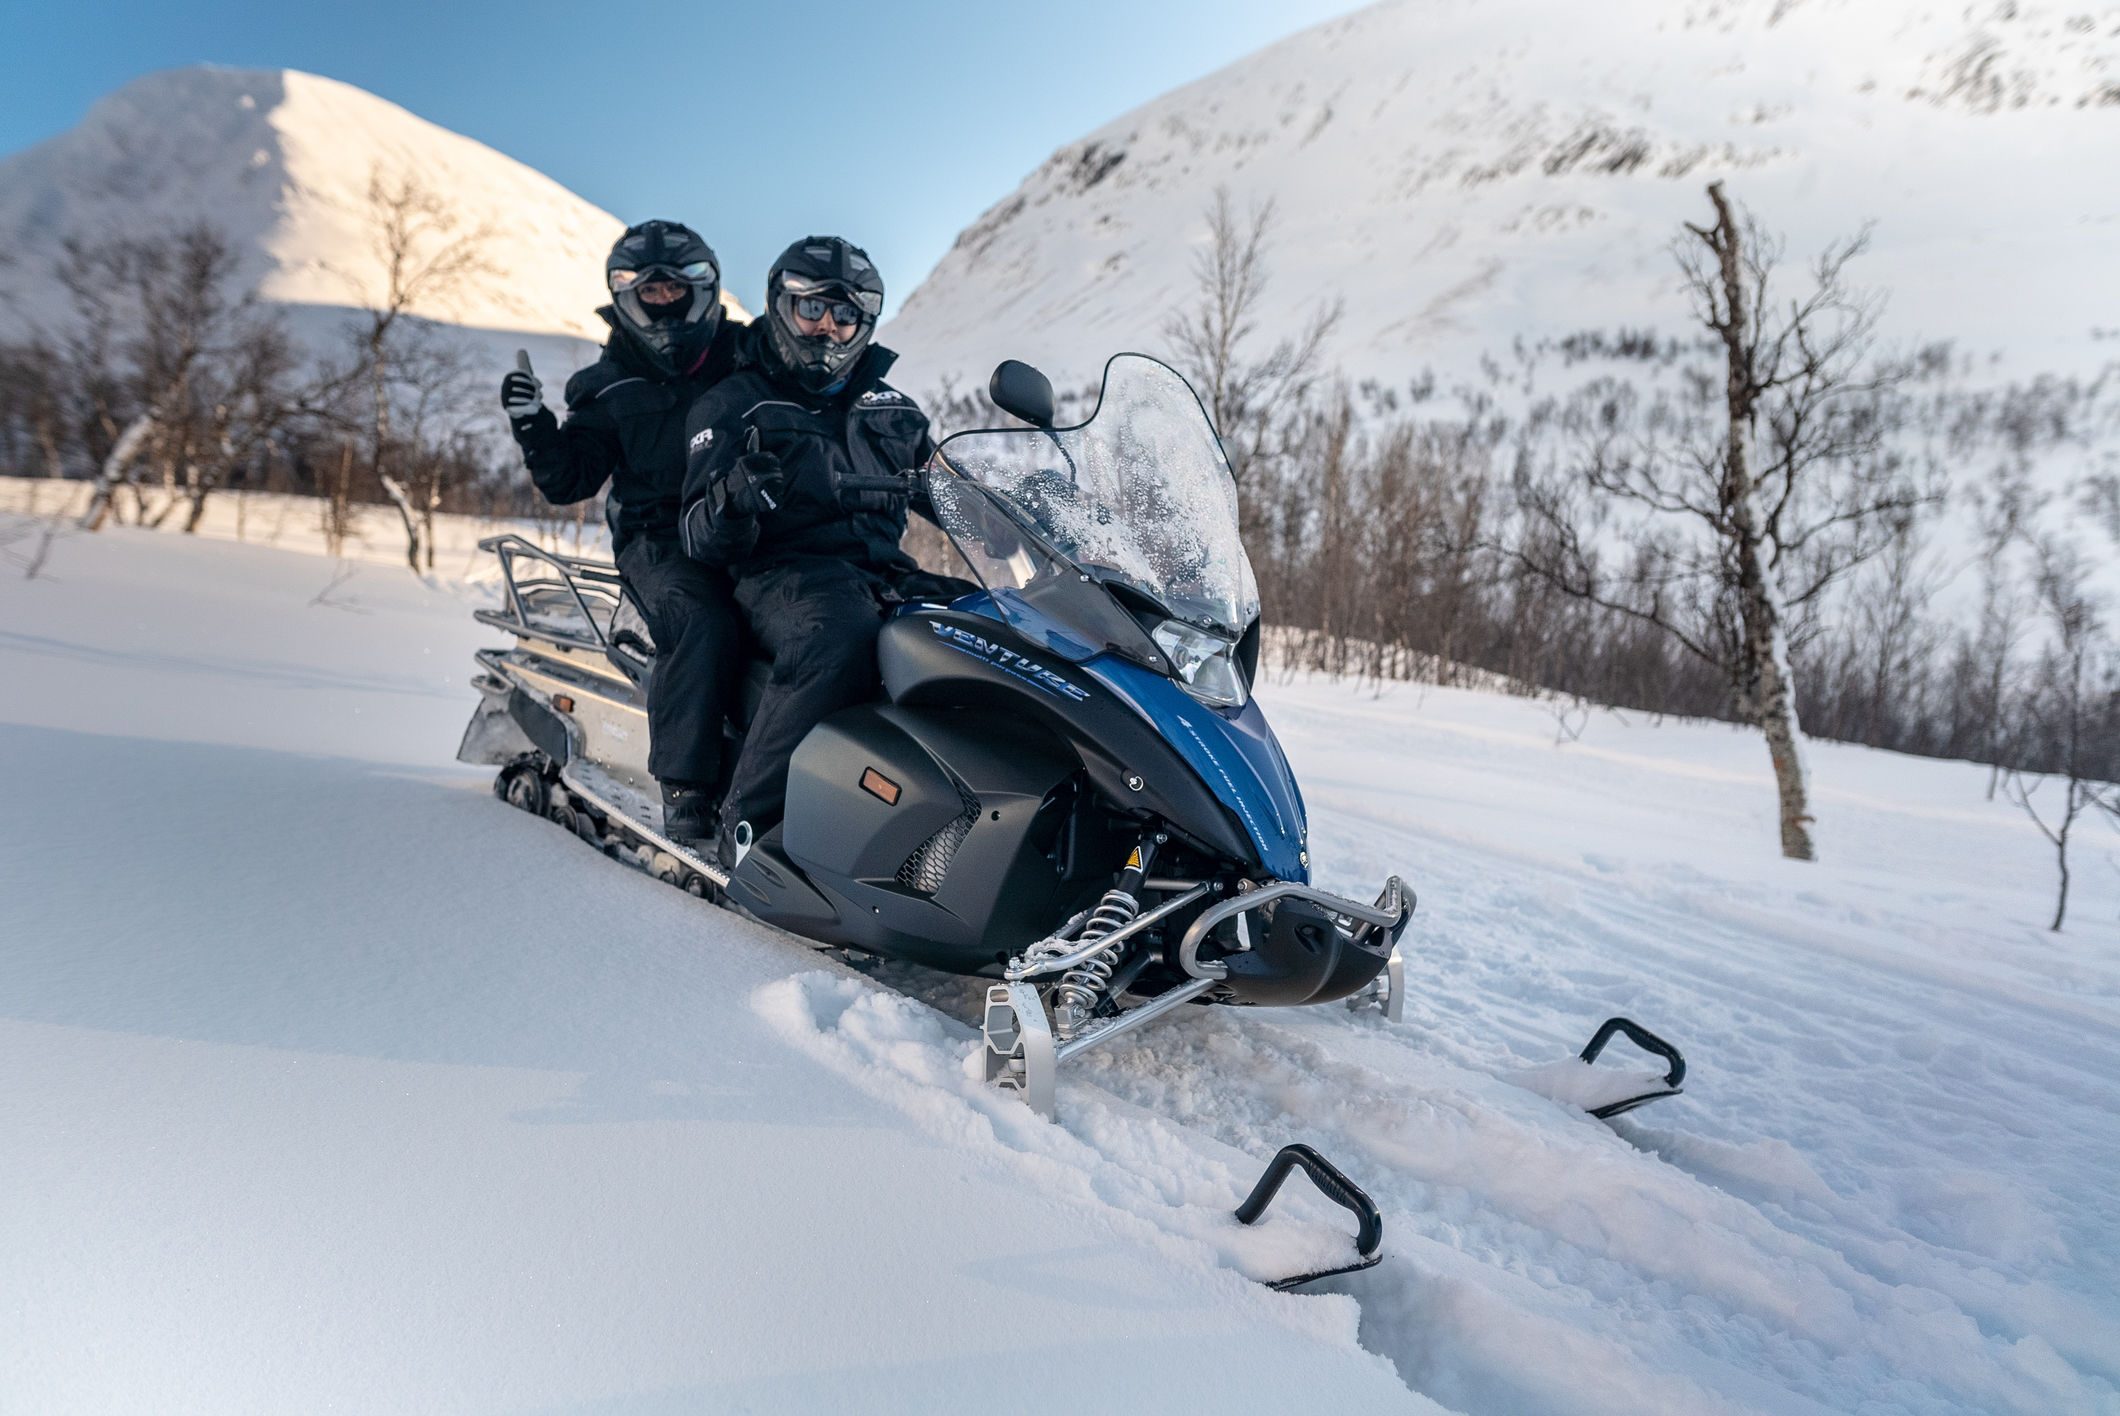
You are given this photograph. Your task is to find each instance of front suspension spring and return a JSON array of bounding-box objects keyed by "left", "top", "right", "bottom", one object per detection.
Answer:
[{"left": 1051, "top": 887, "right": 1141, "bottom": 1041}]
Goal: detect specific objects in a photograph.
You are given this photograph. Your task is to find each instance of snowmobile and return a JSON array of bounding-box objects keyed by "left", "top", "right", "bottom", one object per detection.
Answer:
[
  {"left": 459, "top": 353, "right": 1684, "bottom": 1131},
  {"left": 459, "top": 352, "right": 1416, "bottom": 1116}
]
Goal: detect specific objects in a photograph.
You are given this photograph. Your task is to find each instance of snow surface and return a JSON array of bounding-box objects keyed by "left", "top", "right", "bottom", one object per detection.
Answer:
[
  {"left": 884, "top": 0, "right": 2120, "bottom": 397},
  {"left": 4, "top": 517, "right": 2118, "bottom": 1413}
]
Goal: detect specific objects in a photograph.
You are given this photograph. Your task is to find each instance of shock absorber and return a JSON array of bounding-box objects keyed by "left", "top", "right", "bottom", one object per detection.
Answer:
[{"left": 1051, "top": 835, "right": 1159, "bottom": 1042}]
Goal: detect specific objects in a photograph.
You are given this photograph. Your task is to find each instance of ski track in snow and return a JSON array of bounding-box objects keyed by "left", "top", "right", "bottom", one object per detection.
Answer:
[{"left": 4, "top": 517, "right": 2118, "bottom": 1414}]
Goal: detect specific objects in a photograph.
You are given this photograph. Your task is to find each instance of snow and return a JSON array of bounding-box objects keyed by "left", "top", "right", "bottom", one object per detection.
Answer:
[
  {"left": 4, "top": 517, "right": 2118, "bottom": 1413},
  {"left": 0, "top": 67, "right": 746, "bottom": 386},
  {"left": 884, "top": 0, "right": 2120, "bottom": 398}
]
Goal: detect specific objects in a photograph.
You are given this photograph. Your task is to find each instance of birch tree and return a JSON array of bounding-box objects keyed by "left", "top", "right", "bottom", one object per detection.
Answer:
[
  {"left": 332, "top": 167, "right": 493, "bottom": 572},
  {"left": 1503, "top": 182, "right": 1940, "bottom": 860}
]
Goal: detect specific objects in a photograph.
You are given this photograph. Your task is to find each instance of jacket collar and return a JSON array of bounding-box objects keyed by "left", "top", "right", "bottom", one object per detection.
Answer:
[{"left": 744, "top": 326, "right": 900, "bottom": 403}]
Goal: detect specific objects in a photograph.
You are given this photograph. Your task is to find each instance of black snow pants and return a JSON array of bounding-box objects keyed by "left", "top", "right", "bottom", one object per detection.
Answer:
[
  {"left": 722, "top": 557, "right": 889, "bottom": 836},
  {"left": 614, "top": 533, "right": 744, "bottom": 788}
]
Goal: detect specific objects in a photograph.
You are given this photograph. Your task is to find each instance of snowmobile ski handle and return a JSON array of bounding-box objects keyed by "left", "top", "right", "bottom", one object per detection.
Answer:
[
  {"left": 1236, "top": 1144, "right": 1383, "bottom": 1290},
  {"left": 1580, "top": 1017, "right": 1686, "bottom": 1089}
]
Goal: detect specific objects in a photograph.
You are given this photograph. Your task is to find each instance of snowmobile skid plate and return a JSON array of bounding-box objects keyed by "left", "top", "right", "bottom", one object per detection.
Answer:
[{"left": 1235, "top": 1144, "right": 1384, "bottom": 1291}]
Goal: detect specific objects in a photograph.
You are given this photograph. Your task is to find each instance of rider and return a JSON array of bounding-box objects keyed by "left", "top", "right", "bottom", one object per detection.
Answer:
[
  {"left": 678, "top": 235, "right": 939, "bottom": 865},
  {"left": 500, "top": 220, "right": 742, "bottom": 850}
]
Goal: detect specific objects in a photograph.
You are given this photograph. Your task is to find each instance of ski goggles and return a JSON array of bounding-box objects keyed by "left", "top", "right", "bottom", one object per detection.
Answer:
[
  {"left": 610, "top": 261, "right": 717, "bottom": 293},
  {"left": 791, "top": 294, "right": 870, "bottom": 328},
  {"left": 779, "top": 273, "right": 882, "bottom": 319}
]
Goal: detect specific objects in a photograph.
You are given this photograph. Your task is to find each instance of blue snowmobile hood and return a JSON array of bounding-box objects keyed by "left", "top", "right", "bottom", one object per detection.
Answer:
[
  {"left": 1080, "top": 652, "right": 1311, "bottom": 884},
  {"left": 945, "top": 591, "right": 1309, "bottom": 882}
]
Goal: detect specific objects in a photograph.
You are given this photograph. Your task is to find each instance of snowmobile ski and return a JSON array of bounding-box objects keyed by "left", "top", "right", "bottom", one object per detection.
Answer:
[
  {"left": 1576, "top": 1016, "right": 1686, "bottom": 1118},
  {"left": 1512, "top": 1016, "right": 1687, "bottom": 1120},
  {"left": 1235, "top": 1144, "right": 1384, "bottom": 1291}
]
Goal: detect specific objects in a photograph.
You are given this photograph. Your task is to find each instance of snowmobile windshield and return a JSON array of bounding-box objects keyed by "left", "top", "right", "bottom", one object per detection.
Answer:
[{"left": 928, "top": 354, "right": 1260, "bottom": 647}]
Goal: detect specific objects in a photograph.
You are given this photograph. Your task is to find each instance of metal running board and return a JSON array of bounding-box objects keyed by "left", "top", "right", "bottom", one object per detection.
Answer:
[{"left": 559, "top": 760, "right": 729, "bottom": 891}]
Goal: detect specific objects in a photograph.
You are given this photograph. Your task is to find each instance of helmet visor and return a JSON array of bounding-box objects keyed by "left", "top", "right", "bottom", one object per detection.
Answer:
[
  {"left": 610, "top": 260, "right": 718, "bottom": 294},
  {"left": 778, "top": 272, "right": 882, "bottom": 319}
]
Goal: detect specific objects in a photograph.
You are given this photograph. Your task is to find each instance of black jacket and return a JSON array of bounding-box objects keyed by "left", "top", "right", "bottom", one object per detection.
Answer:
[
  {"left": 679, "top": 335, "right": 936, "bottom": 575},
  {"left": 510, "top": 309, "right": 743, "bottom": 553}
]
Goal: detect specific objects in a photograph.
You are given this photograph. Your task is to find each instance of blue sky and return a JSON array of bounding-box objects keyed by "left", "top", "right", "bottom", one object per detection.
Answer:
[{"left": 1, "top": 0, "right": 1364, "bottom": 315}]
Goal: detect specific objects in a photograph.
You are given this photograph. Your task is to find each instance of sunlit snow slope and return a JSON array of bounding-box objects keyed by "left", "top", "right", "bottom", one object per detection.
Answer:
[
  {"left": 885, "top": 0, "right": 2120, "bottom": 396},
  {"left": 2, "top": 515, "right": 2116, "bottom": 1413},
  {"left": 0, "top": 67, "right": 743, "bottom": 378}
]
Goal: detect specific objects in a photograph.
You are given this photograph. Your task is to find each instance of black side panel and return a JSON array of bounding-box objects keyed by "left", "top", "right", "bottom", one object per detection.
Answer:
[
  {"left": 784, "top": 707, "right": 966, "bottom": 883},
  {"left": 768, "top": 704, "right": 1085, "bottom": 972},
  {"left": 878, "top": 610, "right": 1258, "bottom": 870},
  {"left": 726, "top": 826, "right": 842, "bottom": 935}
]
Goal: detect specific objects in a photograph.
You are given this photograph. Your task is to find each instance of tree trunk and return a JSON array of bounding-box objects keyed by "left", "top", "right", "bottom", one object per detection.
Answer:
[
  {"left": 326, "top": 442, "right": 355, "bottom": 555},
  {"left": 379, "top": 473, "right": 422, "bottom": 574},
  {"left": 2050, "top": 797, "right": 2072, "bottom": 931},
  {"left": 80, "top": 413, "right": 157, "bottom": 531},
  {"left": 1703, "top": 181, "right": 1816, "bottom": 862}
]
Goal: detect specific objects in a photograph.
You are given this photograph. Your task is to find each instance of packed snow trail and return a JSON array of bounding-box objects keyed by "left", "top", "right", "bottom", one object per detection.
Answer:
[{"left": 3, "top": 517, "right": 2116, "bottom": 1413}]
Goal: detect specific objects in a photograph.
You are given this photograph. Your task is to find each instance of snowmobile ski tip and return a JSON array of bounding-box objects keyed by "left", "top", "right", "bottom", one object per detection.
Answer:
[
  {"left": 1236, "top": 1144, "right": 1384, "bottom": 1291},
  {"left": 1579, "top": 1016, "right": 1686, "bottom": 1119}
]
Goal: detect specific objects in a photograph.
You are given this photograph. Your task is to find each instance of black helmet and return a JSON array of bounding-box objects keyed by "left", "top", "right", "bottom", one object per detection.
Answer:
[
  {"left": 763, "top": 236, "right": 884, "bottom": 393},
  {"left": 606, "top": 220, "right": 723, "bottom": 377}
]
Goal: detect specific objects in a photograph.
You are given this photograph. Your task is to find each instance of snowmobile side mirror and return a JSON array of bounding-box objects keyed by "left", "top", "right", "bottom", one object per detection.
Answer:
[{"left": 989, "top": 359, "right": 1056, "bottom": 429}]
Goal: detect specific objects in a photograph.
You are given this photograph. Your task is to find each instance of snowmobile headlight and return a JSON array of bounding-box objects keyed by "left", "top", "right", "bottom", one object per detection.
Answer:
[{"left": 1153, "top": 620, "right": 1247, "bottom": 709}]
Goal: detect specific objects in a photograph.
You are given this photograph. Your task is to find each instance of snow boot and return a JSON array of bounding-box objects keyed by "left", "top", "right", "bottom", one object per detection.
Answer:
[{"left": 659, "top": 780, "right": 716, "bottom": 853}]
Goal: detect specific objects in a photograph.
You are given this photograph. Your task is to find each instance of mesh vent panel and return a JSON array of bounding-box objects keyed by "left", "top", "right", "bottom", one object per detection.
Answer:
[{"left": 896, "top": 779, "right": 981, "bottom": 895}]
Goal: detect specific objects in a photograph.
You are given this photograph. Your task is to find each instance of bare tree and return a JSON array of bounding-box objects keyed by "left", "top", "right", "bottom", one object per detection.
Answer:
[
  {"left": 61, "top": 227, "right": 300, "bottom": 532},
  {"left": 1163, "top": 187, "right": 1342, "bottom": 493},
  {"left": 331, "top": 167, "right": 493, "bottom": 572},
  {"left": 1969, "top": 460, "right": 2042, "bottom": 795},
  {"left": 1502, "top": 183, "right": 1942, "bottom": 860},
  {"left": 2005, "top": 537, "right": 2115, "bottom": 931}
]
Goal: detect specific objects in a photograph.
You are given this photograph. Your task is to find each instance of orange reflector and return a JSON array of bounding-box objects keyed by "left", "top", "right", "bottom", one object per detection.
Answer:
[
  {"left": 861, "top": 768, "right": 902, "bottom": 805},
  {"left": 551, "top": 694, "right": 576, "bottom": 714}
]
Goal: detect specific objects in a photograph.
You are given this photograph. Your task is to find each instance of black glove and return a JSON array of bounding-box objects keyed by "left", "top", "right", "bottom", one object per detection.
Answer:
[
  {"left": 718, "top": 450, "right": 785, "bottom": 520},
  {"left": 501, "top": 349, "right": 544, "bottom": 423}
]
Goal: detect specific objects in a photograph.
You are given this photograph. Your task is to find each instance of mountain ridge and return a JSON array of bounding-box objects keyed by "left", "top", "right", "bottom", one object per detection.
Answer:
[
  {"left": 0, "top": 66, "right": 744, "bottom": 379},
  {"left": 883, "top": 0, "right": 2120, "bottom": 400}
]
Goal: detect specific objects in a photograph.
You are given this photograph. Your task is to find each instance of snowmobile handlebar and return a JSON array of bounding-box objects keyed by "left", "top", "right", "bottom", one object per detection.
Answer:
[
  {"left": 1580, "top": 1016, "right": 1686, "bottom": 1089},
  {"left": 1235, "top": 1143, "right": 1383, "bottom": 1291}
]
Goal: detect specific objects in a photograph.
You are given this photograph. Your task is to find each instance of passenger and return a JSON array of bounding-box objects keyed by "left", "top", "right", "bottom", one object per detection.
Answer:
[
  {"left": 501, "top": 220, "right": 744, "bottom": 852},
  {"left": 678, "top": 235, "right": 940, "bottom": 866}
]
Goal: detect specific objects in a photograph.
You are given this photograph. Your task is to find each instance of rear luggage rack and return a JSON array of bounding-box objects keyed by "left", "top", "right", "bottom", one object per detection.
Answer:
[{"left": 474, "top": 534, "right": 650, "bottom": 683}]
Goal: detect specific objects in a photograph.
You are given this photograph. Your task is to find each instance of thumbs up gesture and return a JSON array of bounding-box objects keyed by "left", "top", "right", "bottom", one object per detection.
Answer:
[{"left": 501, "top": 349, "right": 544, "bottom": 422}]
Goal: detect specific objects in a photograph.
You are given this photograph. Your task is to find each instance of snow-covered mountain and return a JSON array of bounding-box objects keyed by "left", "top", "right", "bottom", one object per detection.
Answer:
[
  {"left": 884, "top": 0, "right": 2120, "bottom": 398},
  {"left": 0, "top": 67, "right": 742, "bottom": 378}
]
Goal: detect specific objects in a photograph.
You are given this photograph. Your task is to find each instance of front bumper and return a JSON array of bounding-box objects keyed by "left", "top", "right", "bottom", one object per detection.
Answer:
[{"left": 1177, "top": 875, "right": 1414, "bottom": 1006}]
